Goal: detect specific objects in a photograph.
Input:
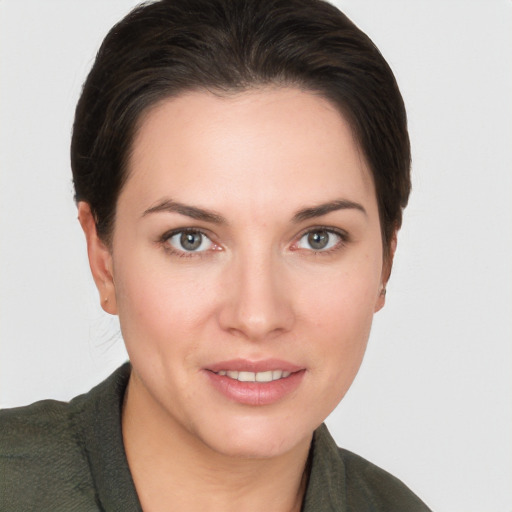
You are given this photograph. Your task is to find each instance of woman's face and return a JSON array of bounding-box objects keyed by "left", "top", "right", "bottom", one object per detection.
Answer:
[{"left": 102, "top": 88, "right": 388, "bottom": 458}]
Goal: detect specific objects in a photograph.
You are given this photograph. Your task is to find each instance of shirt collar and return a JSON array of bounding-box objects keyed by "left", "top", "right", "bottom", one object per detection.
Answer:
[
  {"left": 302, "top": 423, "right": 346, "bottom": 511},
  {"left": 74, "top": 362, "right": 142, "bottom": 511}
]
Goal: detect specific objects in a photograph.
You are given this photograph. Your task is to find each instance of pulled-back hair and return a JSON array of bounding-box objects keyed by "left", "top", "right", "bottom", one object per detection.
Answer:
[{"left": 71, "top": 0, "right": 410, "bottom": 251}]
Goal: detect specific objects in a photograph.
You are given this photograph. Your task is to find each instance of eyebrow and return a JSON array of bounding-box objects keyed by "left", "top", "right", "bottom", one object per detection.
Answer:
[
  {"left": 142, "top": 197, "right": 366, "bottom": 224},
  {"left": 142, "top": 199, "right": 227, "bottom": 224},
  {"left": 292, "top": 199, "right": 367, "bottom": 222}
]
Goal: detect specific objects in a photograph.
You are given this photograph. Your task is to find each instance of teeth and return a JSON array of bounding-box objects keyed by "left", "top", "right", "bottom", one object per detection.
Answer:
[
  {"left": 272, "top": 370, "right": 283, "bottom": 380},
  {"left": 238, "top": 371, "right": 255, "bottom": 382},
  {"left": 216, "top": 370, "right": 293, "bottom": 382},
  {"left": 256, "top": 371, "right": 273, "bottom": 382}
]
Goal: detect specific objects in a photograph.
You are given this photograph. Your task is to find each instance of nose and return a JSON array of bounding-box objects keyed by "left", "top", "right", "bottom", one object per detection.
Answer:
[{"left": 217, "top": 248, "right": 295, "bottom": 342}]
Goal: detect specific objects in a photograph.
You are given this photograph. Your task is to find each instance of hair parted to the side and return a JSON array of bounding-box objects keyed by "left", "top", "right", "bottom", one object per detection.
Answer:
[{"left": 71, "top": 0, "right": 411, "bottom": 252}]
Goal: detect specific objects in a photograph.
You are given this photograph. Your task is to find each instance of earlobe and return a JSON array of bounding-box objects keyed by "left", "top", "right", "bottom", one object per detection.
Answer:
[
  {"left": 374, "top": 229, "right": 398, "bottom": 313},
  {"left": 77, "top": 202, "right": 118, "bottom": 315},
  {"left": 374, "top": 285, "right": 387, "bottom": 313}
]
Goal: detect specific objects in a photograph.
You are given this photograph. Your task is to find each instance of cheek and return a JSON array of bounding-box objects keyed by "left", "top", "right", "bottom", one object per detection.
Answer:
[
  {"left": 112, "top": 252, "right": 219, "bottom": 354},
  {"left": 309, "top": 286, "right": 374, "bottom": 368},
  {"left": 298, "top": 254, "right": 380, "bottom": 382},
  {"left": 300, "top": 254, "right": 380, "bottom": 331},
  {"left": 304, "top": 287, "right": 374, "bottom": 416}
]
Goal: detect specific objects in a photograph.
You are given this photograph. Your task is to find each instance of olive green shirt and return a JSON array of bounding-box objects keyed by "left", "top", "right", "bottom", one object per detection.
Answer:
[{"left": 0, "top": 364, "right": 431, "bottom": 511}]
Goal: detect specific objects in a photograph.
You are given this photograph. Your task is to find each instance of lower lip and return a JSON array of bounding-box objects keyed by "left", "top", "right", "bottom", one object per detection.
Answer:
[{"left": 204, "top": 370, "right": 305, "bottom": 406}]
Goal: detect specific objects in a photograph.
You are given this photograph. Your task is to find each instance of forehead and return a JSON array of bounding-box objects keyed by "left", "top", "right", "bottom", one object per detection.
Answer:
[{"left": 122, "top": 88, "right": 377, "bottom": 217}]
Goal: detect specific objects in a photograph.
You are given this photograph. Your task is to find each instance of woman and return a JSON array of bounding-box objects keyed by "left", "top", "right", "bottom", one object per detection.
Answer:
[{"left": 0, "top": 0, "right": 431, "bottom": 510}]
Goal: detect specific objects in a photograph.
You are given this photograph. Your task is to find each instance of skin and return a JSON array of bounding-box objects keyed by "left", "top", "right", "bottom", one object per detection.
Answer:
[{"left": 79, "top": 88, "right": 395, "bottom": 512}]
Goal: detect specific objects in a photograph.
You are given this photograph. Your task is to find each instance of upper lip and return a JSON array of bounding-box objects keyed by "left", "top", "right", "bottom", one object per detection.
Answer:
[{"left": 206, "top": 358, "right": 303, "bottom": 373}]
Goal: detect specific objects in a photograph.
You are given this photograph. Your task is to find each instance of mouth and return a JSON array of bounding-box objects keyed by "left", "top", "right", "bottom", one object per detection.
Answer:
[
  {"left": 213, "top": 369, "right": 292, "bottom": 382},
  {"left": 204, "top": 359, "right": 305, "bottom": 406}
]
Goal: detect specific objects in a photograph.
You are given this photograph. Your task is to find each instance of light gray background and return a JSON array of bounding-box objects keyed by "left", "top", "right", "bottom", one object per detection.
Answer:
[{"left": 1, "top": 1, "right": 511, "bottom": 511}]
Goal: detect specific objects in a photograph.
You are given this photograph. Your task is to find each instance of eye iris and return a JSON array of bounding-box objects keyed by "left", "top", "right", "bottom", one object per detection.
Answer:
[
  {"left": 180, "top": 232, "right": 202, "bottom": 251},
  {"left": 307, "top": 230, "right": 329, "bottom": 250}
]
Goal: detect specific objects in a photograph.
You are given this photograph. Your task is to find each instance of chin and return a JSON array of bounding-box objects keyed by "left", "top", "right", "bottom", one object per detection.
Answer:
[{"left": 194, "top": 414, "right": 315, "bottom": 460}]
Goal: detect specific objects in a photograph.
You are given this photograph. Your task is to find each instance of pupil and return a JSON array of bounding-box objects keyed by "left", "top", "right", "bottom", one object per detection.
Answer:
[
  {"left": 180, "top": 232, "right": 202, "bottom": 250},
  {"left": 308, "top": 230, "right": 329, "bottom": 250}
]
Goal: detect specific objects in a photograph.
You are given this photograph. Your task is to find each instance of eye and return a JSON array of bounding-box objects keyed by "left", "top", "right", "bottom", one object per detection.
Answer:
[
  {"left": 295, "top": 228, "right": 344, "bottom": 252},
  {"left": 167, "top": 230, "right": 213, "bottom": 253}
]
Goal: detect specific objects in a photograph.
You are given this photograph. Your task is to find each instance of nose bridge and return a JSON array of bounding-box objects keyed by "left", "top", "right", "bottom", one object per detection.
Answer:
[{"left": 220, "top": 241, "right": 294, "bottom": 340}]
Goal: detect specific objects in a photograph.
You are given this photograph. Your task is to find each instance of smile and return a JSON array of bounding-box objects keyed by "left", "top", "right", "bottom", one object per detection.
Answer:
[{"left": 214, "top": 370, "right": 292, "bottom": 382}]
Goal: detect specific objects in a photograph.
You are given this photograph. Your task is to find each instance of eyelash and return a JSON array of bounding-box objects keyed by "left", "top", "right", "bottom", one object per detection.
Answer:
[
  {"left": 158, "top": 226, "right": 349, "bottom": 258},
  {"left": 159, "top": 228, "right": 216, "bottom": 258},
  {"left": 292, "top": 226, "right": 349, "bottom": 256}
]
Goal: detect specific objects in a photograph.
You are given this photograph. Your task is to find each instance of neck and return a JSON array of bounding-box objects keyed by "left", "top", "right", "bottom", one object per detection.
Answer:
[{"left": 122, "top": 373, "right": 311, "bottom": 512}]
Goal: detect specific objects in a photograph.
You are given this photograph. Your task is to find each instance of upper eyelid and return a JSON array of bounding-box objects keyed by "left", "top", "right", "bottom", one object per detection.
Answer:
[
  {"left": 158, "top": 228, "right": 215, "bottom": 252},
  {"left": 160, "top": 228, "right": 216, "bottom": 257},
  {"left": 158, "top": 225, "right": 349, "bottom": 248},
  {"left": 295, "top": 225, "right": 349, "bottom": 240},
  {"left": 160, "top": 227, "right": 214, "bottom": 241},
  {"left": 291, "top": 226, "right": 350, "bottom": 252}
]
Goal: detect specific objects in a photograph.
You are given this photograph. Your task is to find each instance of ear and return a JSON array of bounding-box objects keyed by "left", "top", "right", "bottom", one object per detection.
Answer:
[
  {"left": 77, "top": 202, "right": 118, "bottom": 315},
  {"left": 374, "top": 229, "right": 398, "bottom": 313}
]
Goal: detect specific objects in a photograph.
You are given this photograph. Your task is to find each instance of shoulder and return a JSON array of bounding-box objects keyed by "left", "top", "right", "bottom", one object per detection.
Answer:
[
  {"left": 338, "top": 446, "right": 432, "bottom": 511},
  {"left": 304, "top": 424, "right": 432, "bottom": 512},
  {"left": 0, "top": 364, "right": 134, "bottom": 511},
  {"left": 0, "top": 390, "right": 97, "bottom": 509},
  {"left": 1, "top": 397, "right": 75, "bottom": 448}
]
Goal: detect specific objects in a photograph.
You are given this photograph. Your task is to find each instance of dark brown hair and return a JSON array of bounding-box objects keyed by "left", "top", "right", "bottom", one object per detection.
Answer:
[{"left": 71, "top": 0, "right": 411, "bottom": 251}]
